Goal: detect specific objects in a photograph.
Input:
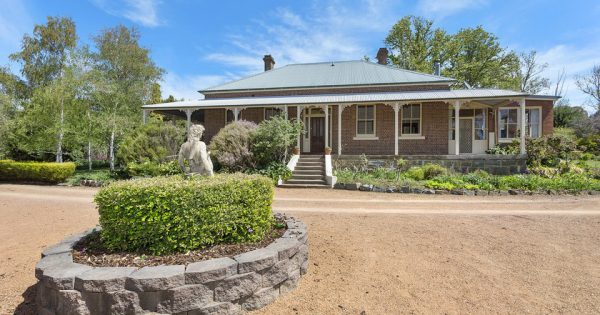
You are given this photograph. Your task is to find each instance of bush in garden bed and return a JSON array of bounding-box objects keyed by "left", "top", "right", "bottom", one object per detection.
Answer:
[
  {"left": 0, "top": 159, "right": 75, "bottom": 183},
  {"left": 95, "top": 173, "right": 274, "bottom": 255}
]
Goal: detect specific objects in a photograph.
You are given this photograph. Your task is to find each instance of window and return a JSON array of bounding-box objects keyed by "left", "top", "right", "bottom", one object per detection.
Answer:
[
  {"left": 498, "top": 108, "right": 518, "bottom": 140},
  {"left": 226, "top": 110, "right": 235, "bottom": 123},
  {"left": 402, "top": 104, "right": 421, "bottom": 135},
  {"left": 356, "top": 105, "right": 375, "bottom": 136},
  {"left": 264, "top": 107, "right": 282, "bottom": 120},
  {"left": 474, "top": 109, "right": 487, "bottom": 140},
  {"left": 449, "top": 109, "right": 456, "bottom": 140},
  {"left": 526, "top": 108, "right": 541, "bottom": 138}
]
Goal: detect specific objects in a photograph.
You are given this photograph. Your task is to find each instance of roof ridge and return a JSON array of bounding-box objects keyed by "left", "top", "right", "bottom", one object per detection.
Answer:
[
  {"left": 201, "top": 63, "right": 294, "bottom": 91},
  {"left": 362, "top": 60, "right": 456, "bottom": 81}
]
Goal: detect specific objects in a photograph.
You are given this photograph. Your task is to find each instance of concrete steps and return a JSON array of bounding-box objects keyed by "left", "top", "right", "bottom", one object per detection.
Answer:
[{"left": 281, "top": 155, "right": 330, "bottom": 189}]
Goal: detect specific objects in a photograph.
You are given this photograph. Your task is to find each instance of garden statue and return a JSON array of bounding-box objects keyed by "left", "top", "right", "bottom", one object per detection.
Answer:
[{"left": 178, "top": 124, "right": 214, "bottom": 176}]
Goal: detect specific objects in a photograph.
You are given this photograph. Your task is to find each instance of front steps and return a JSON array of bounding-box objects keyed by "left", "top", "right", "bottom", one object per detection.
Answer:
[{"left": 280, "top": 155, "right": 330, "bottom": 189}]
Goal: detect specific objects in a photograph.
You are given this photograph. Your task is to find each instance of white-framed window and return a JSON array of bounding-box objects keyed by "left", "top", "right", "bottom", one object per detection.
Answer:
[
  {"left": 356, "top": 105, "right": 375, "bottom": 136},
  {"left": 526, "top": 108, "right": 541, "bottom": 138},
  {"left": 498, "top": 107, "right": 542, "bottom": 140},
  {"left": 264, "top": 107, "right": 282, "bottom": 120},
  {"left": 498, "top": 108, "right": 519, "bottom": 140},
  {"left": 401, "top": 103, "right": 421, "bottom": 135},
  {"left": 474, "top": 108, "right": 487, "bottom": 140}
]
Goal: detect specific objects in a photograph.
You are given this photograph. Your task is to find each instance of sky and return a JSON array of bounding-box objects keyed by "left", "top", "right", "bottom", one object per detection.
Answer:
[{"left": 0, "top": 0, "right": 599, "bottom": 108}]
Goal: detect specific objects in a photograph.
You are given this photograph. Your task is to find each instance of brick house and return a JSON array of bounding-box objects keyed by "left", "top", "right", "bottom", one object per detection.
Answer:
[{"left": 144, "top": 49, "right": 558, "bottom": 178}]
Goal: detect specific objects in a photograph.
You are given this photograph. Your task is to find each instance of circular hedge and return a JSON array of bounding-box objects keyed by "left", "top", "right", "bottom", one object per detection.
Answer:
[{"left": 95, "top": 174, "right": 274, "bottom": 255}]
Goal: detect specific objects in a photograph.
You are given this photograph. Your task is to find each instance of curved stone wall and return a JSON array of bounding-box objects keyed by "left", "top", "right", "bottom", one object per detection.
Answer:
[{"left": 35, "top": 216, "right": 309, "bottom": 315}]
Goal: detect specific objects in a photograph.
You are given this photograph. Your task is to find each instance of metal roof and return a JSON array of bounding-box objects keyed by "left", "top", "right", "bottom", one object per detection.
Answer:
[
  {"left": 201, "top": 60, "right": 456, "bottom": 92},
  {"left": 143, "top": 89, "right": 559, "bottom": 110}
]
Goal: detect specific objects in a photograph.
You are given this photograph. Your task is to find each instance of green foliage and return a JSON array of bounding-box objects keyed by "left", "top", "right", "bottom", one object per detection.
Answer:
[
  {"left": 67, "top": 169, "right": 114, "bottom": 185},
  {"left": 209, "top": 120, "right": 258, "bottom": 171},
  {"left": 553, "top": 105, "right": 588, "bottom": 128},
  {"left": 248, "top": 161, "right": 292, "bottom": 183},
  {"left": 421, "top": 163, "right": 448, "bottom": 179},
  {"left": 117, "top": 115, "right": 185, "bottom": 165},
  {"left": 526, "top": 135, "right": 579, "bottom": 167},
  {"left": 385, "top": 16, "right": 520, "bottom": 89},
  {"left": 125, "top": 160, "right": 182, "bottom": 177},
  {"left": 0, "top": 160, "right": 75, "bottom": 183},
  {"left": 577, "top": 135, "right": 599, "bottom": 154},
  {"left": 95, "top": 174, "right": 274, "bottom": 255},
  {"left": 403, "top": 166, "right": 425, "bottom": 181},
  {"left": 251, "top": 114, "right": 303, "bottom": 166}
]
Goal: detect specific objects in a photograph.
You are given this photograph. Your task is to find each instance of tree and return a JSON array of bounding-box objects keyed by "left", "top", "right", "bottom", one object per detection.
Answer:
[
  {"left": 384, "top": 16, "right": 448, "bottom": 73},
  {"left": 10, "top": 17, "right": 76, "bottom": 93},
  {"left": 8, "top": 17, "right": 79, "bottom": 162},
  {"left": 576, "top": 65, "right": 600, "bottom": 111},
  {"left": 92, "top": 25, "right": 163, "bottom": 170},
  {"left": 553, "top": 105, "right": 588, "bottom": 128},
  {"left": 519, "top": 50, "right": 549, "bottom": 94},
  {"left": 445, "top": 26, "right": 520, "bottom": 89},
  {"left": 251, "top": 114, "right": 303, "bottom": 166},
  {"left": 385, "top": 16, "right": 521, "bottom": 89}
]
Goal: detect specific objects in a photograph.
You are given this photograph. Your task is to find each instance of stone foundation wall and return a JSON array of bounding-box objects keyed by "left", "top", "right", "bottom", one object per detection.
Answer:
[
  {"left": 35, "top": 216, "right": 309, "bottom": 315},
  {"left": 334, "top": 154, "right": 527, "bottom": 175}
]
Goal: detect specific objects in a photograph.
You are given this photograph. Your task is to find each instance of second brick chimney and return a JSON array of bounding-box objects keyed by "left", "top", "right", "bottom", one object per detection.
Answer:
[
  {"left": 263, "top": 55, "right": 275, "bottom": 71},
  {"left": 376, "top": 48, "right": 389, "bottom": 65}
]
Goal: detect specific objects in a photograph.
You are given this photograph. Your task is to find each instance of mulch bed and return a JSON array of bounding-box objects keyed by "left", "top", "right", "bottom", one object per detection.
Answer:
[{"left": 72, "top": 223, "right": 286, "bottom": 268}]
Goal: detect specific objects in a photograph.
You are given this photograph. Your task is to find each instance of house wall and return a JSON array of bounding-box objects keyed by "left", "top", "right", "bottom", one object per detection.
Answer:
[
  {"left": 203, "top": 109, "right": 226, "bottom": 143},
  {"left": 203, "top": 84, "right": 451, "bottom": 99}
]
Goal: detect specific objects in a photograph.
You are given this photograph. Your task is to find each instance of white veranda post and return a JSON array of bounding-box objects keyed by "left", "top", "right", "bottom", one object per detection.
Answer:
[
  {"left": 393, "top": 103, "right": 400, "bottom": 155},
  {"left": 454, "top": 101, "right": 461, "bottom": 155},
  {"left": 142, "top": 109, "right": 148, "bottom": 124},
  {"left": 185, "top": 109, "right": 192, "bottom": 130},
  {"left": 296, "top": 105, "right": 302, "bottom": 148},
  {"left": 324, "top": 105, "right": 329, "bottom": 148},
  {"left": 519, "top": 98, "right": 526, "bottom": 154},
  {"left": 337, "top": 105, "right": 347, "bottom": 155}
]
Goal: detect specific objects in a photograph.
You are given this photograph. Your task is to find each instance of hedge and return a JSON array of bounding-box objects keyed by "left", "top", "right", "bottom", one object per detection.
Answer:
[
  {"left": 0, "top": 160, "right": 76, "bottom": 183},
  {"left": 95, "top": 173, "right": 275, "bottom": 255}
]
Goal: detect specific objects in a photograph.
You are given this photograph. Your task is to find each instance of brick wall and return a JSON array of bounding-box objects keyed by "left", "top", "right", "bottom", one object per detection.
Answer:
[
  {"left": 203, "top": 84, "right": 450, "bottom": 99},
  {"left": 203, "top": 109, "right": 226, "bottom": 143}
]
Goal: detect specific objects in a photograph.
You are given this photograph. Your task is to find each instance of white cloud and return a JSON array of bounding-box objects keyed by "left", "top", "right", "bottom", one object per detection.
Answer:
[
  {"left": 0, "top": 0, "right": 33, "bottom": 67},
  {"left": 160, "top": 72, "right": 233, "bottom": 101},
  {"left": 537, "top": 43, "right": 600, "bottom": 109},
  {"left": 91, "top": 0, "right": 163, "bottom": 27},
  {"left": 417, "top": 0, "right": 488, "bottom": 19},
  {"left": 203, "top": 0, "right": 397, "bottom": 74}
]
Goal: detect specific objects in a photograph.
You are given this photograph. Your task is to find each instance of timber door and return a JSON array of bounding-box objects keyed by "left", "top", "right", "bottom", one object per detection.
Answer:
[
  {"left": 310, "top": 117, "right": 325, "bottom": 153},
  {"left": 459, "top": 118, "right": 473, "bottom": 154}
]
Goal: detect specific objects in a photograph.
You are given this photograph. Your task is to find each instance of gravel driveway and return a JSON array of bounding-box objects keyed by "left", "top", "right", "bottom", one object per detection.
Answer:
[{"left": 1, "top": 184, "right": 599, "bottom": 314}]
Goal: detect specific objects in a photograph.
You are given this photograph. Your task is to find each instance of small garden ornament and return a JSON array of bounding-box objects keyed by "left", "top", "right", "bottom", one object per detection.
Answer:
[{"left": 178, "top": 124, "right": 214, "bottom": 176}]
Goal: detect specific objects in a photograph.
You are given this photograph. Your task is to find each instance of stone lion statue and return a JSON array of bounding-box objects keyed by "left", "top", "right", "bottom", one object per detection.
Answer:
[{"left": 178, "top": 124, "right": 214, "bottom": 176}]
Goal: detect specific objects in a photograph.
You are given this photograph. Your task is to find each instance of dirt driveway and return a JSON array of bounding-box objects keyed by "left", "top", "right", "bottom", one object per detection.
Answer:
[{"left": 1, "top": 184, "right": 600, "bottom": 314}]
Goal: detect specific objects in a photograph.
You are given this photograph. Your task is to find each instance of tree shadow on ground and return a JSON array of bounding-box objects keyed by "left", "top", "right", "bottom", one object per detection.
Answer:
[{"left": 13, "top": 284, "right": 36, "bottom": 315}]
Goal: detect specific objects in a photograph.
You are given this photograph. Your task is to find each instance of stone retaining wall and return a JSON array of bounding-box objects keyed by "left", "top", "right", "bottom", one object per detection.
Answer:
[
  {"left": 35, "top": 216, "right": 309, "bottom": 315},
  {"left": 334, "top": 154, "right": 527, "bottom": 175}
]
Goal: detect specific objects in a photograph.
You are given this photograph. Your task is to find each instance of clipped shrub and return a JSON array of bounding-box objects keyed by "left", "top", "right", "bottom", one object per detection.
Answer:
[
  {"left": 95, "top": 174, "right": 274, "bottom": 255},
  {"left": 125, "top": 160, "right": 182, "bottom": 177},
  {"left": 0, "top": 160, "right": 75, "bottom": 183},
  {"left": 117, "top": 115, "right": 186, "bottom": 166},
  {"left": 209, "top": 120, "right": 258, "bottom": 171}
]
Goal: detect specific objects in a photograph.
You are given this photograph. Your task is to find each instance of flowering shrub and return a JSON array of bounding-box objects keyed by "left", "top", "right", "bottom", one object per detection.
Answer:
[{"left": 209, "top": 120, "right": 258, "bottom": 171}]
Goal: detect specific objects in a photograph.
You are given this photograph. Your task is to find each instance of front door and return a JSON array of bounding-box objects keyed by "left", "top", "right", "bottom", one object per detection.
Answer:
[
  {"left": 310, "top": 117, "right": 325, "bottom": 153},
  {"left": 459, "top": 119, "right": 473, "bottom": 154}
]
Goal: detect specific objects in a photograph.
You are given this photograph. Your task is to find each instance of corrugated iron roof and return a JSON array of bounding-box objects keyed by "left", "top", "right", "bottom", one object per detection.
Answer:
[
  {"left": 143, "top": 89, "right": 558, "bottom": 110},
  {"left": 201, "top": 60, "right": 456, "bottom": 92}
]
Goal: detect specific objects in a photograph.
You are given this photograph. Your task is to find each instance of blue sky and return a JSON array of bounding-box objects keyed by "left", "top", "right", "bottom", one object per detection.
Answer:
[{"left": 1, "top": 0, "right": 599, "bottom": 107}]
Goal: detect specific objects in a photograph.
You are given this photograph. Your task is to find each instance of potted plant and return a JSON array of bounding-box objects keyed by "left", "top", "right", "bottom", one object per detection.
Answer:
[
  {"left": 292, "top": 146, "right": 300, "bottom": 155},
  {"left": 324, "top": 146, "right": 332, "bottom": 155}
]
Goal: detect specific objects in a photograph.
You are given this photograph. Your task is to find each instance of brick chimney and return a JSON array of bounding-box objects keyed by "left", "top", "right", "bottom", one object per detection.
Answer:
[
  {"left": 263, "top": 55, "right": 275, "bottom": 71},
  {"left": 376, "top": 48, "right": 389, "bottom": 65}
]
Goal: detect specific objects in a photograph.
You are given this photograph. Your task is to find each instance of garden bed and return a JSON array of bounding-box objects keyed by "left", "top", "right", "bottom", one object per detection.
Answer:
[
  {"left": 35, "top": 214, "right": 309, "bottom": 314},
  {"left": 73, "top": 218, "right": 287, "bottom": 268}
]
